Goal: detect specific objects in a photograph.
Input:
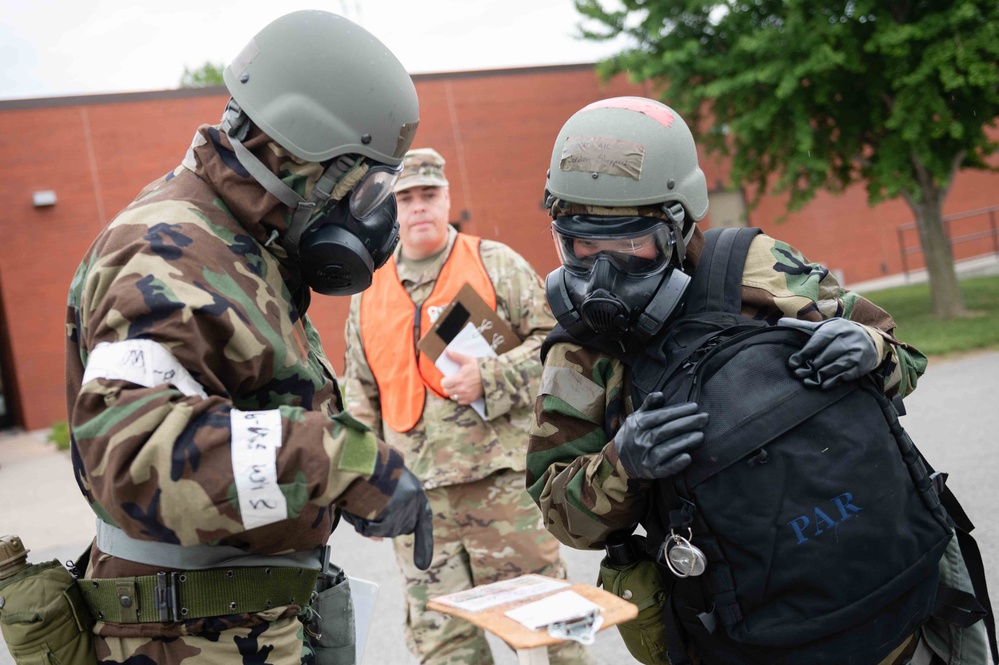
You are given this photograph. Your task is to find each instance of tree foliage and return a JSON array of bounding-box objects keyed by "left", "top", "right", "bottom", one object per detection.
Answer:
[
  {"left": 180, "top": 61, "right": 226, "bottom": 88},
  {"left": 575, "top": 0, "right": 999, "bottom": 317}
]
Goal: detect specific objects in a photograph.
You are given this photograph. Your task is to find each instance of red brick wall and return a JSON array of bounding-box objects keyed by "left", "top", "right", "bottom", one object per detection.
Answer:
[
  {"left": 0, "top": 92, "right": 230, "bottom": 431},
  {"left": 745, "top": 170, "right": 999, "bottom": 287},
  {"left": 0, "top": 66, "right": 996, "bottom": 430}
]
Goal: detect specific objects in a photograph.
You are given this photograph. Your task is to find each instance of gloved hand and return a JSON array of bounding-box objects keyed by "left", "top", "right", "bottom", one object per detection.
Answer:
[
  {"left": 342, "top": 467, "right": 435, "bottom": 570},
  {"left": 614, "top": 393, "right": 708, "bottom": 480},
  {"left": 778, "top": 317, "right": 881, "bottom": 389}
]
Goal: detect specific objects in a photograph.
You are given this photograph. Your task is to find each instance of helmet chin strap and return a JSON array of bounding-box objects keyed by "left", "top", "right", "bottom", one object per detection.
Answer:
[
  {"left": 661, "top": 202, "right": 690, "bottom": 264},
  {"left": 220, "top": 99, "right": 352, "bottom": 259}
]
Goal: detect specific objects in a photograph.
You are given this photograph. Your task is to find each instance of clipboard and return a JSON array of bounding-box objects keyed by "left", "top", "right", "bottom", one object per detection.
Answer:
[
  {"left": 417, "top": 283, "right": 519, "bottom": 362},
  {"left": 427, "top": 575, "right": 638, "bottom": 652}
]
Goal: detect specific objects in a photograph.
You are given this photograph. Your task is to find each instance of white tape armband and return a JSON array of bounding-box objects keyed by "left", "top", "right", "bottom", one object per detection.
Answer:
[
  {"left": 82, "top": 340, "right": 208, "bottom": 398},
  {"left": 230, "top": 408, "right": 287, "bottom": 530}
]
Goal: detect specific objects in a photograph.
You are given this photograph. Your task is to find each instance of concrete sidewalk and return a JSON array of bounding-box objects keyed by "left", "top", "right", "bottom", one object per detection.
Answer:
[{"left": 0, "top": 429, "right": 97, "bottom": 553}]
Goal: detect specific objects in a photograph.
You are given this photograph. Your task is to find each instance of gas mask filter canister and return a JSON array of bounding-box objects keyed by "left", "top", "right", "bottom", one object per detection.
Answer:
[{"left": 298, "top": 193, "right": 400, "bottom": 296}]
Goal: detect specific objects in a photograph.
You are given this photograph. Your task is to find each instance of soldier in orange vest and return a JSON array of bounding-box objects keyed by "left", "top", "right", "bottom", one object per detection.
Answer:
[{"left": 343, "top": 148, "right": 594, "bottom": 665}]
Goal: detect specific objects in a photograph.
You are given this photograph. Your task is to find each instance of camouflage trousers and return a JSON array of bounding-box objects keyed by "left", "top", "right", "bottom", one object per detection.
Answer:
[
  {"left": 392, "top": 469, "right": 595, "bottom": 665},
  {"left": 92, "top": 606, "right": 316, "bottom": 664}
]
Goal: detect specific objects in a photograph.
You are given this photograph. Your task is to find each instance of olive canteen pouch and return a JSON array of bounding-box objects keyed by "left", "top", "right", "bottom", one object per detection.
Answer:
[
  {"left": 0, "top": 535, "right": 97, "bottom": 665},
  {"left": 306, "top": 560, "right": 356, "bottom": 665},
  {"left": 598, "top": 535, "right": 670, "bottom": 665}
]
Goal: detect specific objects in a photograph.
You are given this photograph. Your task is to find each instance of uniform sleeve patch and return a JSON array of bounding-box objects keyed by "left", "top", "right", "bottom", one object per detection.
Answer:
[
  {"left": 334, "top": 418, "right": 378, "bottom": 476},
  {"left": 539, "top": 365, "right": 605, "bottom": 421}
]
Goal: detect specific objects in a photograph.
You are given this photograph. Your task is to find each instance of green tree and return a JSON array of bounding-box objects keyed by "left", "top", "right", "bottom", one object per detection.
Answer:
[
  {"left": 180, "top": 61, "right": 225, "bottom": 88},
  {"left": 575, "top": 0, "right": 999, "bottom": 318}
]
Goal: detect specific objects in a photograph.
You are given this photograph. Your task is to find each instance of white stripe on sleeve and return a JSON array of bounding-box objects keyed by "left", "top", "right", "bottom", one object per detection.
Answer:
[
  {"left": 82, "top": 340, "right": 208, "bottom": 398},
  {"left": 230, "top": 408, "right": 287, "bottom": 530}
]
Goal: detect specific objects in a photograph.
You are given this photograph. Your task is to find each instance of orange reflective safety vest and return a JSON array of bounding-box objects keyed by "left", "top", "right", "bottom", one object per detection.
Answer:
[{"left": 359, "top": 234, "right": 496, "bottom": 433}]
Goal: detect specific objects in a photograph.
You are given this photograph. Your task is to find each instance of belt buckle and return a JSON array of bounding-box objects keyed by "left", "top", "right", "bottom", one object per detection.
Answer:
[{"left": 154, "top": 571, "right": 181, "bottom": 622}]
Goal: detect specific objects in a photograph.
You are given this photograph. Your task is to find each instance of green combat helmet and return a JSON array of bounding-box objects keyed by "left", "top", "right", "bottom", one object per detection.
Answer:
[
  {"left": 223, "top": 9, "right": 419, "bottom": 165},
  {"left": 545, "top": 96, "right": 708, "bottom": 252}
]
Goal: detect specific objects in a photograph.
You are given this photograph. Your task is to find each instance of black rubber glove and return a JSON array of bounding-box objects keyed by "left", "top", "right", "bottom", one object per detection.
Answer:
[
  {"left": 614, "top": 393, "right": 709, "bottom": 480},
  {"left": 778, "top": 317, "right": 881, "bottom": 389},
  {"left": 342, "top": 467, "right": 435, "bottom": 570}
]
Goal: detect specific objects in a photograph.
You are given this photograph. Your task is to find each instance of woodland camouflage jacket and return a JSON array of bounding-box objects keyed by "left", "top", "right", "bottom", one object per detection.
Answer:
[
  {"left": 526, "top": 228, "right": 929, "bottom": 550},
  {"left": 65, "top": 124, "right": 406, "bottom": 584}
]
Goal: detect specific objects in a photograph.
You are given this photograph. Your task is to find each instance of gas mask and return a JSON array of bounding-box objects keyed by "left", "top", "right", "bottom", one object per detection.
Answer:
[
  {"left": 545, "top": 216, "right": 691, "bottom": 343},
  {"left": 287, "top": 156, "right": 402, "bottom": 296},
  {"left": 221, "top": 100, "right": 403, "bottom": 296},
  {"left": 299, "top": 190, "right": 400, "bottom": 296}
]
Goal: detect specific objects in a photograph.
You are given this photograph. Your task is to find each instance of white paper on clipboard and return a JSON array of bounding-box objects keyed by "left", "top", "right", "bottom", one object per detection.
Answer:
[
  {"left": 433, "top": 321, "right": 496, "bottom": 418},
  {"left": 431, "top": 574, "right": 571, "bottom": 613},
  {"left": 504, "top": 590, "right": 601, "bottom": 631}
]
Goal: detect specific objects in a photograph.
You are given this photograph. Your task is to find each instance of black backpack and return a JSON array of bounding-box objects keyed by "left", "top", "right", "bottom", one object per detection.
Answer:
[{"left": 627, "top": 227, "right": 996, "bottom": 665}]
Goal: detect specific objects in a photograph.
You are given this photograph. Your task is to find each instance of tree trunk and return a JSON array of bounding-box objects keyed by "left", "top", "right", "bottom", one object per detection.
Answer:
[{"left": 902, "top": 154, "right": 968, "bottom": 319}]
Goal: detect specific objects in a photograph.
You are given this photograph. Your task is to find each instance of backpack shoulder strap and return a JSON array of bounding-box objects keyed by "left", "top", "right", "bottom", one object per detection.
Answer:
[
  {"left": 629, "top": 227, "right": 763, "bottom": 405},
  {"left": 684, "top": 227, "right": 762, "bottom": 316},
  {"left": 935, "top": 478, "right": 999, "bottom": 663}
]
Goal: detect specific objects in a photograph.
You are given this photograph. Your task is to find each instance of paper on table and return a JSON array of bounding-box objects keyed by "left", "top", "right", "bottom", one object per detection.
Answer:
[
  {"left": 432, "top": 575, "right": 570, "bottom": 613},
  {"left": 434, "top": 321, "right": 496, "bottom": 418},
  {"left": 504, "top": 590, "right": 602, "bottom": 631}
]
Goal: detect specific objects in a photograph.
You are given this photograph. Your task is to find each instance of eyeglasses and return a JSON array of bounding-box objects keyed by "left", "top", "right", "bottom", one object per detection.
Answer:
[{"left": 552, "top": 223, "right": 675, "bottom": 276}]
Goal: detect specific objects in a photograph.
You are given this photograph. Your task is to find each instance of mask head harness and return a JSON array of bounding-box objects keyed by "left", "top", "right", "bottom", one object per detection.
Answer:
[
  {"left": 545, "top": 204, "right": 692, "bottom": 344},
  {"left": 221, "top": 99, "right": 401, "bottom": 296}
]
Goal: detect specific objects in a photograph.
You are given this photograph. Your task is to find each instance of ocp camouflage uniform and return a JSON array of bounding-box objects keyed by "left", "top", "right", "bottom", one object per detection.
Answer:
[
  {"left": 526, "top": 228, "right": 931, "bottom": 665},
  {"left": 343, "top": 226, "right": 593, "bottom": 664},
  {"left": 65, "top": 124, "right": 407, "bottom": 664}
]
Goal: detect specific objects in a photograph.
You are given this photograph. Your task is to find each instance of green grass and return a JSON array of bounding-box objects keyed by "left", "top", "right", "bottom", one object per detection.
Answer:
[
  {"left": 47, "top": 420, "right": 71, "bottom": 451},
  {"left": 861, "top": 274, "right": 999, "bottom": 357}
]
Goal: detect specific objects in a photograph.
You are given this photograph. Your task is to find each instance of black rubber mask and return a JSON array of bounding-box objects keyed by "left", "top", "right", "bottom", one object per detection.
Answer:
[
  {"left": 545, "top": 255, "right": 690, "bottom": 344},
  {"left": 298, "top": 194, "right": 400, "bottom": 296}
]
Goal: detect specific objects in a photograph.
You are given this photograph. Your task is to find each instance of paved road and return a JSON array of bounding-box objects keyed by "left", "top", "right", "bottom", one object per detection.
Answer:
[{"left": 2, "top": 351, "right": 997, "bottom": 664}]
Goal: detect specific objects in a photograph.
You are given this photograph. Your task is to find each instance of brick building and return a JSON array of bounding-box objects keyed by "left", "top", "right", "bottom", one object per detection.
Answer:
[{"left": 0, "top": 63, "right": 996, "bottom": 431}]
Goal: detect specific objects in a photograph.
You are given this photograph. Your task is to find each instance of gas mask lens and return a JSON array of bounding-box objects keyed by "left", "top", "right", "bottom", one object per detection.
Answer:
[
  {"left": 553, "top": 223, "right": 675, "bottom": 277},
  {"left": 349, "top": 163, "right": 402, "bottom": 219}
]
